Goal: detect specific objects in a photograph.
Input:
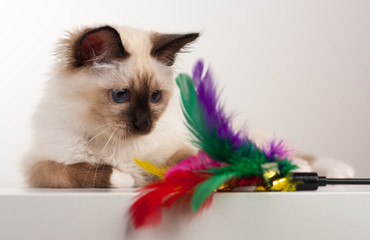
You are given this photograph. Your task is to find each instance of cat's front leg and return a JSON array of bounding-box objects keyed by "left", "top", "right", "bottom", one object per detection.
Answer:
[
  {"left": 109, "top": 168, "right": 135, "bottom": 188},
  {"left": 27, "top": 160, "right": 134, "bottom": 188}
]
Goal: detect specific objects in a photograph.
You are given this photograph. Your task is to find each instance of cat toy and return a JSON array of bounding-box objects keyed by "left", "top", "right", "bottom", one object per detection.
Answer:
[
  {"left": 129, "top": 60, "right": 297, "bottom": 228},
  {"left": 129, "top": 60, "right": 370, "bottom": 229}
]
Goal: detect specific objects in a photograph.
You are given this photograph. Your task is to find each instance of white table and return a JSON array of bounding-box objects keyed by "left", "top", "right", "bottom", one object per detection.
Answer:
[{"left": 1, "top": 188, "right": 370, "bottom": 240}]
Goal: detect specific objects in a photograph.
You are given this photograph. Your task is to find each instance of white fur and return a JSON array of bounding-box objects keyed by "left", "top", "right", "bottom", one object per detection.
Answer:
[
  {"left": 291, "top": 157, "right": 312, "bottom": 172},
  {"left": 22, "top": 26, "right": 190, "bottom": 187},
  {"left": 311, "top": 157, "right": 354, "bottom": 178},
  {"left": 110, "top": 169, "right": 135, "bottom": 188}
]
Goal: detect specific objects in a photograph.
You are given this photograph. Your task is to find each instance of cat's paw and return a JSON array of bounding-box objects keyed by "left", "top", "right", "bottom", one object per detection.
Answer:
[
  {"left": 311, "top": 158, "right": 355, "bottom": 178},
  {"left": 110, "top": 169, "right": 135, "bottom": 188},
  {"left": 291, "top": 157, "right": 313, "bottom": 172}
]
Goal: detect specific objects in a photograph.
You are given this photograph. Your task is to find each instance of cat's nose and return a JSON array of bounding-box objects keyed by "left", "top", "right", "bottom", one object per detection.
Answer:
[{"left": 132, "top": 111, "right": 152, "bottom": 132}]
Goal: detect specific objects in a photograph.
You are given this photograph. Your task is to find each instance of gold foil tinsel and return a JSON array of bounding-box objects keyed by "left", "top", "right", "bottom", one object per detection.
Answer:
[{"left": 256, "top": 162, "right": 296, "bottom": 192}]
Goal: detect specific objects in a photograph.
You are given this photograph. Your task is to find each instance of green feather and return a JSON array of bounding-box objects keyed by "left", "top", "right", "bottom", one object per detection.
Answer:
[
  {"left": 191, "top": 170, "right": 238, "bottom": 212},
  {"left": 176, "top": 74, "right": 237, "bottom": 164},
  {"left": 176, "top": 72, "right": 298, "bottom": 207},
  {"left": 279, "top": 159, "right": 298, "bottom": 176},
  {"left": 175, "top": 74, "right": 206, "bottom": 142}
]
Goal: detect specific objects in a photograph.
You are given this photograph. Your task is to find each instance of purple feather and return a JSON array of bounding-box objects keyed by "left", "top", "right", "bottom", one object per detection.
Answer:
[
  {"left": 192, "top": 60, "right": 293, "bottom": 161},
  {"left": 262, "top": 138, "right": 295, "bottom": 161},
  {"left": 192, "top": 60, "right": 246, "bottom": 148},
  {"left": 192, "top": 60, "right": 204, "bottom": 88}
]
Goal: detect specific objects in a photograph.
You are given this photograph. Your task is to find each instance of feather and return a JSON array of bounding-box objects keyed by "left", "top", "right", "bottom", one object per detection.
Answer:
[
  {"left": 129, "top": 182, "right": 165, "bottom": 228},
  {"left": 191, "top": 170, "right": 238, "bottom": 212},
  {"left": 130, "top": 171, "right": 208, "bottom": 228},
  {"left": 134, "top": 158, "right": 168, "bottom": 178},
  {"left": 175, "top": 73, "right": 207, "bottom": 143},
  {"left": 177, "top": 60, "right": 298, "bottom": 174},
  {"left": 262, "top": 138, "right": 295, "bottom": 161},
  {"left": 130, "top": 59, "right": 301, "bottom": 229},
  {"left": 195, "top": 62, "right": 244, "bottom": 148},
  {"left": 259, "top": 138, "right": 298, "bottom": 175},
  {"left": 131, "top": 59, "right": 300, "bottom": 229},
  {"left": 176, "top": 59, "right": 297, "bottom": 182},
  {"left": 192, "top": 59, "right": 204, "bottom": 88},
  {"left": 165, "top": 151, "right": 226, "bottom": 178},
  {"left": 278, "top": 159, "right": 298, "bottom": 176},
  {"left": 176, "top": 73, "right": 237, "bottom": 164}
]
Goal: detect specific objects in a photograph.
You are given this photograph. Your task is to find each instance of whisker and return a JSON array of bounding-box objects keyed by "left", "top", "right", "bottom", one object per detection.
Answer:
[
  {"left": 94, "top": 128, "right": 117, "bottom": 186},
  {"left": 87, "top": 122, "right": 115, "bottom": 132},
  {"left": 82, "top": 163, "right": 95, "bottom": 187},
  {"left": 87, "top": 125, "right": 113, "bottom": 143}
]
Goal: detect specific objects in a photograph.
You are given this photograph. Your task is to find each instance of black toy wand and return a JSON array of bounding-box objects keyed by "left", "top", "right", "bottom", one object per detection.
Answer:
[{"left": 291, "top": 172, "right": 370, "bottom": 190}]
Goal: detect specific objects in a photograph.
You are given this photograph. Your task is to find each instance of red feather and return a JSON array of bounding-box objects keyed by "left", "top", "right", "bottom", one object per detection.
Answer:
[
  {"left": 238, "top": 176, "right": 263, "bottom": 187},
  {"left": 129, "top": 171, "right": 209, "bottom": 228}
]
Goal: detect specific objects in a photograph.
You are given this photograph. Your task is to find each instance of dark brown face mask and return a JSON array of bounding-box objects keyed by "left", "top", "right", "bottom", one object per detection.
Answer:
[{"left": 66, "top": 25, "right": 200, "bottom": 138}]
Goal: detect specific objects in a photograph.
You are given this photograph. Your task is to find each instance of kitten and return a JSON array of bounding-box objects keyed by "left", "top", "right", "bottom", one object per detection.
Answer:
[{"left": 22, "top": 25, "right": 199, "bottom": 188}]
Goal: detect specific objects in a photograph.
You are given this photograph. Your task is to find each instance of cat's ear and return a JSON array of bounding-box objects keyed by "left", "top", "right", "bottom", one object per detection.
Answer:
[
  {"left": 151, "top": 33, "right": 200, "bottom": 66},
  {"left": 74, "top": 26, "right": 128, "bottom": 66}
]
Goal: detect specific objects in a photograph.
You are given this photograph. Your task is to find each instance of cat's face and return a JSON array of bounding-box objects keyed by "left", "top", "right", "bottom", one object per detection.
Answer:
[{"left": 54, "top": 26, "right": 199, "bottom": 140}]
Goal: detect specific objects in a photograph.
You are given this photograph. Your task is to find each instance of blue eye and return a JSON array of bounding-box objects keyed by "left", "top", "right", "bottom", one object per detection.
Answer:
[
  {"left": 112, "top": 89, "right": 130, "bottom": 103},
  {"left": 150, "top": 90, "right": 162, "bottom": 103}
]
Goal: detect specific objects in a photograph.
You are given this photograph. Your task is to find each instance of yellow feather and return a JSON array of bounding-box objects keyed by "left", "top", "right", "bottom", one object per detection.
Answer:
[{"left": 134, "top": 158, "right": 168, "bottom": 178}]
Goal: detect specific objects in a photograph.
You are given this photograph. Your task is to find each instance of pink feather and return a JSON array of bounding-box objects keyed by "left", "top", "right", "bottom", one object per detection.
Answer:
[{"left": 165, "top": 151, "right": 227, "bottom": 178}]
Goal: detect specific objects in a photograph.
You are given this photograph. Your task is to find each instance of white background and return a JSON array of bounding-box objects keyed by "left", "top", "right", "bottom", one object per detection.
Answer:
[{"left": 0, "top": 0, "right": 369, "bottom": 187}]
